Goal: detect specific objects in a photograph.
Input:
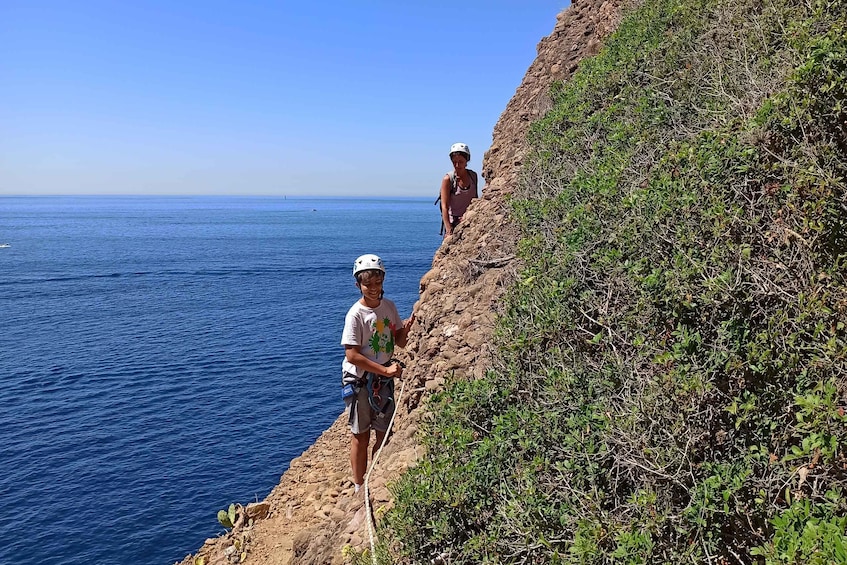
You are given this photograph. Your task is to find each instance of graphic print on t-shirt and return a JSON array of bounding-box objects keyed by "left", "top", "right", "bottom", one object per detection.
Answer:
[{"left": 368, "top": 317, "right": 395, "bottom": 356}]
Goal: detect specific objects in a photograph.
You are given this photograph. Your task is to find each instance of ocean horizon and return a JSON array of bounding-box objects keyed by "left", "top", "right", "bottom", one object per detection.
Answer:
[{"left": 0, "top": 195, "right": 440, "bottom": 564}]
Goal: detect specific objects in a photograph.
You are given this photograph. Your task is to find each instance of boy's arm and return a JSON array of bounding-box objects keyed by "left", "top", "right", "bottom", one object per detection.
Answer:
[
  {"left": 394, "top": 313, "right": 415, "bottom": 349},
  {"left": 345, "top": 345, "right": 402, "bottom": 377}
]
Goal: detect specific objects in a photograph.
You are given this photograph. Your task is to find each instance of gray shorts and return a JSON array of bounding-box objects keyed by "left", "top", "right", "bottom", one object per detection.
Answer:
[{"left": 345, "top": 382, "right": 394, "bottom": 434}]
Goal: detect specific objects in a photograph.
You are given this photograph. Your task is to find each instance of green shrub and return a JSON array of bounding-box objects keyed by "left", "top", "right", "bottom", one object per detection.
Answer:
[{"left": 382, "top": 0, "right": 847, "bottom": 562}]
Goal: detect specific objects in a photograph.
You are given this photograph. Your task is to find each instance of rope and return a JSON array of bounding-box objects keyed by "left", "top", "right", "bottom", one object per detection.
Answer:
[{"left": 364, "top": 376, "right": 405, "bottom": 565}]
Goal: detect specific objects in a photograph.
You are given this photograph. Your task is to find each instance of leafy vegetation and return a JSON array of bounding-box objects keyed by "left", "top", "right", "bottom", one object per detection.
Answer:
[
  {"left": 381, "top": 0, "right": 847, "bottom": 562},
  {"left": 217, "top": 503, "right": 238, "bottom": 529}
]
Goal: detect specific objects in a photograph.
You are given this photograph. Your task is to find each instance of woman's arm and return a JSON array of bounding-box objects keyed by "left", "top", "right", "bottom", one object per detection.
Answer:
[{"left": 440, "top": 174, "right": 452, "bottom": 236}]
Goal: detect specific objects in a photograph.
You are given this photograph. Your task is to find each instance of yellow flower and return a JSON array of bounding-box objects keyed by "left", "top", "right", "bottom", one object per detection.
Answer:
[{"left": 375, "top": 319, "right": 385, "bottom": 332}]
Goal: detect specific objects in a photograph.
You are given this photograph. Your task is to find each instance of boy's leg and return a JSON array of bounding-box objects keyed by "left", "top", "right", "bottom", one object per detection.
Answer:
[
  {"left": 346, "top": 385, "right": 373, "bottom": 488},
  {"left": 372, "top": 429, "right": 388, "bottom": 460},
  {"left": 351, "top": 431, "right": 370, "bottom": 486}
]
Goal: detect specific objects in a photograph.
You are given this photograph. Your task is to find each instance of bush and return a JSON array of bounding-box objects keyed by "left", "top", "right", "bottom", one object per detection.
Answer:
[{"left": 382, "top": 0, "right": 847, "bottom": 562}]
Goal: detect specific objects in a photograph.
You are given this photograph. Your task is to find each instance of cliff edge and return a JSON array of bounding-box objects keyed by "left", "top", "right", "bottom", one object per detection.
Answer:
[{"left": 177, "top": 2, "right": 623, "bottom": 563}]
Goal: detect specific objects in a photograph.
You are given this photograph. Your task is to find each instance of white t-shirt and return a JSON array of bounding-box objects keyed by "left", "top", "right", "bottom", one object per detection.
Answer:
[{"left": 341, "top": 298, "right": 402, "bottom": 378}]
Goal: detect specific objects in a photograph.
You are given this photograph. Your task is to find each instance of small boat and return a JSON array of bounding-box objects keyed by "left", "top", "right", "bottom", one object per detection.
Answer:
[{"left": 0, "top": 243, "right": 10, "bottom": 248}]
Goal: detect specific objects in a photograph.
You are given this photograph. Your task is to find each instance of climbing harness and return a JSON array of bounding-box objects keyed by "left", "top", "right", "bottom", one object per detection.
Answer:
[
  {"left": 364, "top": 359, "right": 406, "bottom": 565},
  {"left": 366, "top": 370, "right": 395, "bottom": 416}
]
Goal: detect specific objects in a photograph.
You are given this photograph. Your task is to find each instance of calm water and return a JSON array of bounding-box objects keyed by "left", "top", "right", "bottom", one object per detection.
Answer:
[{"left": 0, "top": 196, "right": 440, "bottom": 565}]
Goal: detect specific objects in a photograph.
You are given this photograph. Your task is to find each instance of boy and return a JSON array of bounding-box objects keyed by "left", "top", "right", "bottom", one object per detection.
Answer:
[{"left": 341, "top": 254, "right": 415, "bottom": 493}]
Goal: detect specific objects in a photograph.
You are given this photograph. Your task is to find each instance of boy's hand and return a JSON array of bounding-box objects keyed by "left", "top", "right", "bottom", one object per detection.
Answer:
[
  {"left": 403, "top": 314, "right": 416, "bottom": 333},
  {"left": 385, "top": 363, "right": 403, "bottom": 378}
]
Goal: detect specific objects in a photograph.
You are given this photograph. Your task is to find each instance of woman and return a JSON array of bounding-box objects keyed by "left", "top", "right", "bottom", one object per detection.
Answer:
[{"left": 439, "top": 142, "right": 479, "bottom": 237}]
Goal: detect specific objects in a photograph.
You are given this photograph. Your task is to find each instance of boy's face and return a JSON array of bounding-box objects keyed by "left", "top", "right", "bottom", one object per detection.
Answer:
[{"left": 357, "top": 270, "right": 384, "bottom": 301}]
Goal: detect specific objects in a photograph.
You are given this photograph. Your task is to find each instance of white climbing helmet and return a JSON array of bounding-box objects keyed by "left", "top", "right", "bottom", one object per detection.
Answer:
[
  {"left": 352, "top": 254, "right": 385, "bottom": 277},
  {"left": 449, "top": 142, "right": 470, "bottom": 161}
]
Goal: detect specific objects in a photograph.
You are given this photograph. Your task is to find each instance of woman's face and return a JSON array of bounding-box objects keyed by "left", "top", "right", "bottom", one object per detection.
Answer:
[{"left": 451, "top": 153, "right": 468, "bottom": 170}]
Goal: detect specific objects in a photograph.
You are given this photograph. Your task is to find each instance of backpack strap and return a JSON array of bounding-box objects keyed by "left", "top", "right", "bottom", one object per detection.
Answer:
[
  {"left": 451, "top": 170, "right": 476, "bottom": 193},
  {"left": 434, "top": 171, "right": 457, "bottom": 205}
]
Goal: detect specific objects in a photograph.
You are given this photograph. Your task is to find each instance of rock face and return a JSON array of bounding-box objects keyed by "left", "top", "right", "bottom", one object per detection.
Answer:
[
  {"left": 482, "top": 0, "right": 624, "bottom": 198},
  {"left": 176, "top": 1, "right": 623, "bottom": 564}
]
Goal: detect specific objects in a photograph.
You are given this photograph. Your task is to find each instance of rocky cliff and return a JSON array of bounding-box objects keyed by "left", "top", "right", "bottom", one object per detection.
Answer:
[{"left": 178, "top": 2, "right": 624, "bottom": 563}]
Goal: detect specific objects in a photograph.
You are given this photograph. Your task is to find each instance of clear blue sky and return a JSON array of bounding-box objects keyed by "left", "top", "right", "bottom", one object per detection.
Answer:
[{"left": 1, "top": 1, "right": 568, "bottom": 196}]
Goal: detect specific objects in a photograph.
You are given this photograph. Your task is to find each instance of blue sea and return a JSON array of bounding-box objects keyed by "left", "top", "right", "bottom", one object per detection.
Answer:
[{"left": 0, "top": 196, "right": 440, "bottom": 565}]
